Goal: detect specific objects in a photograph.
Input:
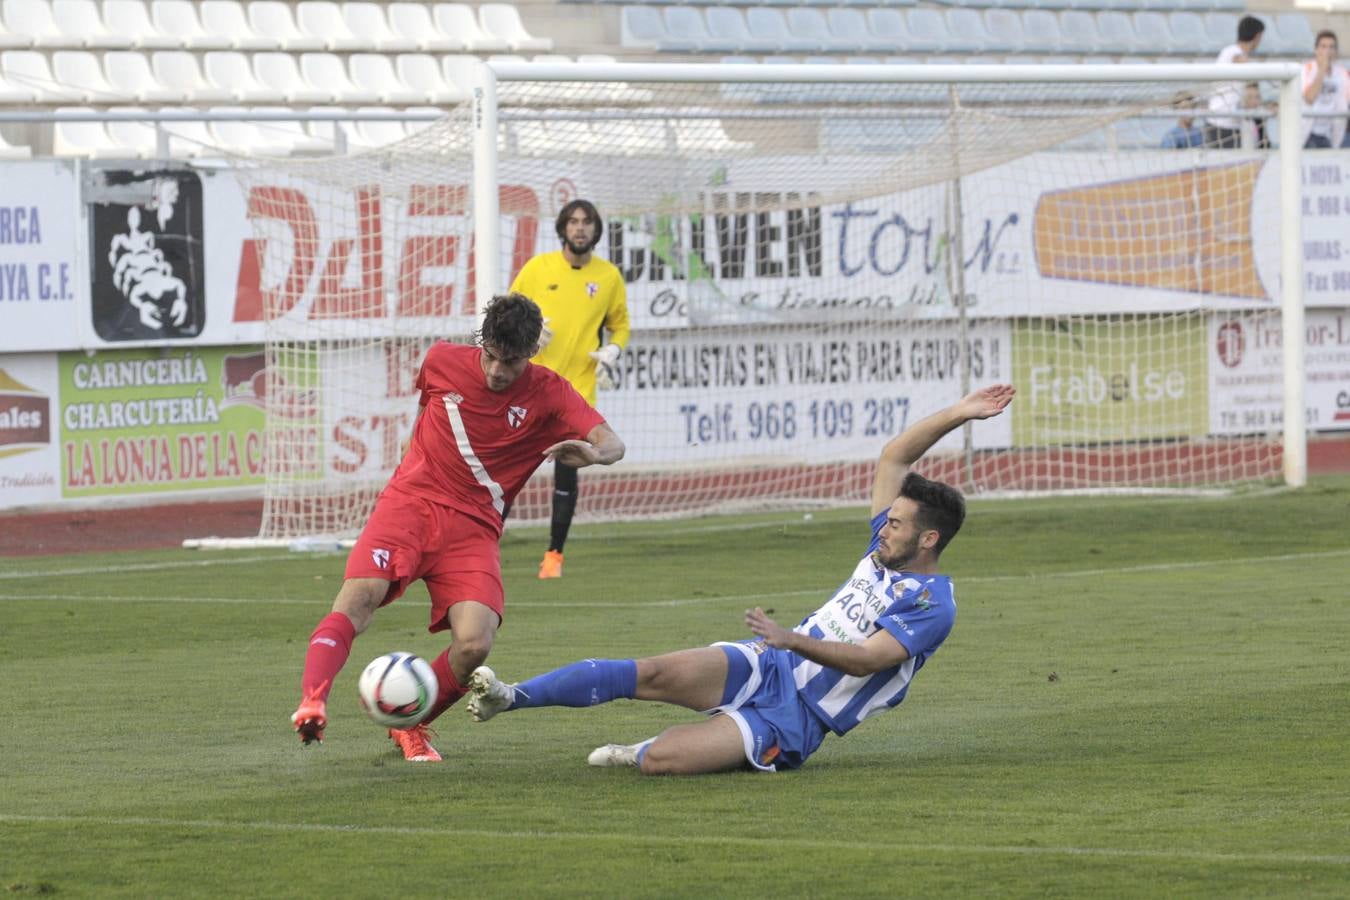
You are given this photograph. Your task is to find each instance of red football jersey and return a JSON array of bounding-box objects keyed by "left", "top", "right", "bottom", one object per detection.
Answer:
[{"left": 385, "top": 341, "right": 605, "bottom": 533}]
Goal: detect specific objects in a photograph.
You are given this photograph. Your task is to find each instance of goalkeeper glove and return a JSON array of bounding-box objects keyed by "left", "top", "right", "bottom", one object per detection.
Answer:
[
  {"left": 536, "top": 318, "right": 554, "bottom": 353},
  {"left": 589, "top": 343, "right": 622, "bottom": 390}
]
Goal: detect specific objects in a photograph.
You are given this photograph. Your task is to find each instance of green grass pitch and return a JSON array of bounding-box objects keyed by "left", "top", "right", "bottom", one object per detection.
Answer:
[{"left": 2, "top": 478, "right": 1349, "bottom": 897}]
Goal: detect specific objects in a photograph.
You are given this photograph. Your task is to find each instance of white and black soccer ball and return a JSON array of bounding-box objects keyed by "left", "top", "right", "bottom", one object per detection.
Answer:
[{"left": 357, "top": 652, "right": 439, "bottom": 729}]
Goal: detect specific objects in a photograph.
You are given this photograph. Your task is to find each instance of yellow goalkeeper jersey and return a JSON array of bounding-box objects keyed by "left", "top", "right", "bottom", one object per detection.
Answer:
[{"left": 510, "top": 250, "right": 630, "bottom": 405}]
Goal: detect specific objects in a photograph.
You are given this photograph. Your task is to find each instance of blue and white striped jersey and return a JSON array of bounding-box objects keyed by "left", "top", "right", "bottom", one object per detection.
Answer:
[{"left": 789, "top": 510, "right": 956, "bottom": 735}]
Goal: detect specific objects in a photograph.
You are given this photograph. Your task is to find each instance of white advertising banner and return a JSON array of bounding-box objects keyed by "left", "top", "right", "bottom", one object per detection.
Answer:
[
  {"left": 1209, "top": 308, "right": 1350, "bottom": 434},
  {"left": 0, "top": 353, "right": 61, "bottom": 508},
  {"left": 0, "top": 161, "right": 79, "bottom": 352}
]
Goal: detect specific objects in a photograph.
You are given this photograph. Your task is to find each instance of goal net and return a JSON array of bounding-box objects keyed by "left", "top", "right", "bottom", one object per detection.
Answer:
[{"left": 233, "top": 62, "right": 1303, "bottom": 542}]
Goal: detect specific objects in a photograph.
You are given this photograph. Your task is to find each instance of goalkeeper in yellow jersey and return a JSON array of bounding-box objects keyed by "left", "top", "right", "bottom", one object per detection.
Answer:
[{"left": 510, "top": 199, "right": 630, "bottom": 579}]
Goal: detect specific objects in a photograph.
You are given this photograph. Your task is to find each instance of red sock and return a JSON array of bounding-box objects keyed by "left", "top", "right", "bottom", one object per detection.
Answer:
[
  {"left": 301, "top": 612, "right": 356, "bottom": 702},
  {"left": 421, "top": 649, "right": 468, "bottom": 725}
]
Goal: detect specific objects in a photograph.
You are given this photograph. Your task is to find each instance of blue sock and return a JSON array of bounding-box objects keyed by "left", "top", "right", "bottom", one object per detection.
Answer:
[{"left": 510, "top": 658, "right": 637, "bottom": 710}]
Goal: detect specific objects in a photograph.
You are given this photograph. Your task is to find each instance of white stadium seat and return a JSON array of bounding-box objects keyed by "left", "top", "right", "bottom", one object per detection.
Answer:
[
  {"left": 252, "top": 52, "right": 331, "bottom": 103},
  {"left": 343, "top": 3, "right": 419, "bottom": 53},
  {"left": 1058, "top": 11, "right": 1102, "bottom": 56},
  {"left": 785, "top": 9, "right": 839, "bottom": 52},
  {"left": 745, "top": 9, "right": 818, "bottom": 54},
  {"left": 53, "top": 0, "right": 133, "bottom": 49},
  {"left": 105, "top": 106, "right": 163, "bottom": 157},
  {"left": 151, "top": 1, "right": 233, "bottom": 50},
  {"left": 152, "top": 51, "right": 235, "bottom": 103},
  {"left": 942, "top": 8, "right": 994, "bottom": 54},
  {"left": 52, "top": 49, "right": 121, "bottom": 102},
  {"left": 479, "top": 3, "right": 553, "bottom": 53},
  {"left": 351, "top": 106, "right": 410, "bottom": 148},
  {"left": 386, "top": 2, "right": 465, "bottom": 52},
  {"left": 703, "top": 8, "right": 776, "bottom": 54},
  {"left": 53, "top": 107, "right": 125, "bottom": 156},
  {"left": 203, "top": 51, "right": 287, "bottom": 102},
  {"left": 349, "top": 53, "right": 427, "bottom": 105},
  {"left": 299, "top": 52, "right": 379, "bottom": 103},
  {"left": 296, "top": 1, "right": 367, "bottom": 52},
  {"left": 982, "top": 9, "right": 1027, "bottom": 53},
  {"left": 104, "top": 0, "right": 180, "bottom": 49},
  {"left": 157, "top": 108, "right": 217, "bottom": 156},
  {"left": 432, "top": 4, "right": 510, "bottom": 53},
  {"left": 1021, "top": 9, "right": 1065, "bottom": 54},
  {"left": 3, "top": 50, "right": 84, "bottom": 101},
  {"left": 0, "top": 61, "right": 37, "bottom": 101},
  {"left": 0, "top": 128, "right": 32, "bottom": 158},
  {"left": 395, "top": 53, "right": 469, "bottom": 104},
  {"left": 208, "top": 106, "right": 329, "bottom": 156},
  {"left": 2, "top": 0, "right": 65, "bottom": 48},
  {"left": 199, "top": 1, "right": 275, "bottom": 50},
  {"left": 902, "top": 10, "right": 953, "bottom": 55},
  {"left": 620, "top": 6, "right": 665, "bottom": 51},
  {"left": 248, "top": 1, "right": 326, "bottom": 51},
  {"left": 104, "top": 50, "right": 184, "bottom": 102}
]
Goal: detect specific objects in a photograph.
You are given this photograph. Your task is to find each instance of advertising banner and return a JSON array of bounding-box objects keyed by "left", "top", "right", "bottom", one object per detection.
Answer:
[
  {"left": 58, "top": 346, "right": 267, "bottom": 498},
  {"left": 0, "top": 161, "right": 79, "bottom": 352},
  {"left": 0, "top": 354, "right": 61, "bottom": 508},
  {"left": 1209, "top": 309, "right": 1350, "bottom": 433}
]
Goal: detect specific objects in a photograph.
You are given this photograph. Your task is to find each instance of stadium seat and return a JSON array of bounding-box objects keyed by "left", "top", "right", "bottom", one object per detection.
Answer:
[
  {"left": 1202, "top": 13, "right": 1238, "bottom": 50},
  {"left": 248, "top": 1, "right": 326, "bottom": 51},
  {"left": 199, "top": 0, "right": 275, "bottom": 50},
  {"left": 902, "top": 10, "right": 952, "bottom": 55},
  {"left": 674, "top": 118, "right": 751, "bottom": 155},
  {"left": 299, "top": 52, "right": 381, "bottom": 104},
  {"left": 745, "top": 8, "right": 819, "bottom": 54},
  {"left": 253, "top": 52, "right": 332, "bottom": 103},
  {"left": 0, "top": 127, "right": 32, "bottom": 158},
  {"left": 104, "top": 50, "right": 185, "bottom": 102},
  {"left": 432, "top": 4, "right": 510, "bottom": 53},
  {"left": 53, "top": 0, "right": 133, "bottom": 49},
  {"left": 2, "top": 50, "right": 84, "bottom": 102},
  {"left": 343, "top": 3, "right": 419, "bottom": 53},
  {"left": 0, "top": 4, "right": 32, "bottom": 48},
  {"left": 659, "top": 7, "right": 713, "bottom": 53},
  {"left": 349, "top": 54, "right": 427, "bottom": 105},
  {"left": 1059, "top": 11, "right": 1102, "bottom": 55},
  {"left": 350, "top": 106, "right": 411, "bottom": 148},
  {"left": 575, "top": 53, "right": 654, "bottom": 103},
  {"left": 827, "top": 10, "right": 889, "bottom": 54},
  {"left": 1128, "top": 12, "right": 1182, "bottom": 55},
  {"left": 296, "top": 1, "right": 367, "bottom": 52},
  {"left": 151, "top": 51, "right": 234, "bottom": 103},
  {"left": 1021, "top": 10, "right": 1066, "bottom": 54},
  {"left": 703, "top": 8, "right": 775, "bottom": 54},
  {"left": 156, "top": 108, "right": 216, "bottom": 157},
  {"left": 620, "top": 6, "right": 666, "bottom": 51},
  {"left": 151, "top": 1, "right": 233, "bottom": 50},
  {"left": 866, "top": 10, "right": 908, "bottom": 49},
  {"left": 203, "top": 51, "right": 287, "bottom": 102},
  {"left": 942, "top": 9, "right": 995, "bottom": 54},
  {"left": 983, "top": 10, "right": 1028, "bottom": 54},
  {"left": 387, "top": 2, "right": 465, "bottom": 52},
  {"left": 208, "top": 106, "right": 330, "bottom": 155},
  {"left": 479, "top": 4, "right": 554, "bottom": 53},
  {"left": 1102, "top": 11, "right": 1149, "bottom": 55},
  {"left": 1167, "top": 13, "right": 1209, "bottom": 52},
  {"left": 52, "top": 50, "right": 122, "bottom": 103},
  {"left": 785, "top": 9, "right": 842, "bottom": 53},
  {"left": 104, "top": 0, "right": 179, "bottom": 49},
  {"left": 0, "top": 62, "right": 36, "bottom": 102},
  {"left": 1269, "top": 13, "right": 1315, "bottom": 57},
  {"left": 401, "top": 106, "right": 444, "bottom": 139},
  {"left": 395, "top": 53, "right": 469, "bottom": 103},
  {"left": 3, "top": 1, "right": 66, "bottom": 48},
  {"left": 105, "top": 106, "right": 163, "bottom": 156},
  {"left": 53, "top": 107, "right": 125, "bottom": 156}
]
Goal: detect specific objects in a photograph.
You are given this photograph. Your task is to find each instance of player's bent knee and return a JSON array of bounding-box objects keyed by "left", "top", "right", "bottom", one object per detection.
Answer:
[{"left": 450, "top": 633, "right": 494, "bottom": 667}]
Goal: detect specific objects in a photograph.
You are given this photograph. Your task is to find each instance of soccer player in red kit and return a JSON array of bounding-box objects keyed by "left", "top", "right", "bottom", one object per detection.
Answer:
[{"left": 291, "top": 293, "right": 626, "bottom": 761}]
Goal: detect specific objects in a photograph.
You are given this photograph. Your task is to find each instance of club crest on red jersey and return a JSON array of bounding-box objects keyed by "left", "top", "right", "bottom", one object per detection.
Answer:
[
  {"left": 507, "top": 406, "right": 528, "bottom": 428},
  {"left": 372, "top": 548, "right": 390, "bottom": 569}
]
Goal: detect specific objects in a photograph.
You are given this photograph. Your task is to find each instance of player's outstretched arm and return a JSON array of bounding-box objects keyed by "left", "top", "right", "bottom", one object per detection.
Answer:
[
  {"left": 869, "top": 384, "right": 1015, "bottom": 517},
  {"left": 543, "top": 423, "right": 626, "bottom": 468}
]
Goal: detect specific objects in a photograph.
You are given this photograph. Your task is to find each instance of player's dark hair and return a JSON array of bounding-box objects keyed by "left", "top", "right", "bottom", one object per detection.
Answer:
[
  {"left": 476, "top": 293, "right": 543, "bottom": 359},
  {"left": 555, "top": 198, "right": 603, "bottom": 250},
  {"left": 1238, "top": 15, "right": 1265, "bottom": 43},
  {"left": 900, "top": 471, "right": 965, "bottom": 558},
  {"left": 1316, "top": 30, "right": 1337, "bottom": 48}
]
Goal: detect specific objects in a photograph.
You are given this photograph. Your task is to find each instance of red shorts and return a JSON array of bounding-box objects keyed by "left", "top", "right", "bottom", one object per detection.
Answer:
[{"left": 345, "top": 489, "right": 504, "bottom": 632}]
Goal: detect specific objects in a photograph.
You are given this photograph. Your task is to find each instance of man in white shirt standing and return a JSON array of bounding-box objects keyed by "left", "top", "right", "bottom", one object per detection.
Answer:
[
  {"left": 1207, "top": 15, "right": 1266, "bottom": 149},
  {"left": 1302, "top": 31, "right": 1350, "bottom": 149}
]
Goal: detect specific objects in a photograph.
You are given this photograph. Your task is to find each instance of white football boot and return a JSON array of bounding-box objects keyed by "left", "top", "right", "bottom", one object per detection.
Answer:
[{"left": 467, "top": 665, "right": 515, "bottom": 722}]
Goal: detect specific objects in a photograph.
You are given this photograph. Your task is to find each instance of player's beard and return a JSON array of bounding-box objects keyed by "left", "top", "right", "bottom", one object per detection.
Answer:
[
  {"left": 564, "top": 234, "right": 596, "bottom": 257},
  {"left": 874, "top": 531, "right": 922, "bottom": 571}
]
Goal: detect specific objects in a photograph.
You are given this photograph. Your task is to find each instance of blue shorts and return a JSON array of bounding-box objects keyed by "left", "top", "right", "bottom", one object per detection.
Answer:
[{"left": 711, "top": 640, "right": 829, "bottom": 773}]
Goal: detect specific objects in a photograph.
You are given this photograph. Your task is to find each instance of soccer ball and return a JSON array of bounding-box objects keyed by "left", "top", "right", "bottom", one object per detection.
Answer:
[{"left": 357, "top": 652, "right": 439, "bottom": 729}]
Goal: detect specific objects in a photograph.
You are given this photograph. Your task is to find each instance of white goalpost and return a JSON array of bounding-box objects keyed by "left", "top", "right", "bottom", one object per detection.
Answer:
[{"left": 188, "top": 61, "right": 1306, "bottom": 548}]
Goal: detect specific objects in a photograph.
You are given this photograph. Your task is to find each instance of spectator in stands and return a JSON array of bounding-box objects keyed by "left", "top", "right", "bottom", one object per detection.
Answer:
[
  {"left": 1301, "top": 31, "right": 1350, "bottom": 149},
  {"left": 1161, "top": 91, "right": 1205, "bottom": 148},
  {"left": 1206, "top": 15, "right": 1265, "bottom": 149}
]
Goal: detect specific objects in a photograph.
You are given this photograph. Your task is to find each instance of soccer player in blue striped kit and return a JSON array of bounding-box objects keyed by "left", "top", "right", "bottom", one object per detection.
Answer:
[{"left": 467, "top": 383, "right": 1016, "bottom": 774}]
